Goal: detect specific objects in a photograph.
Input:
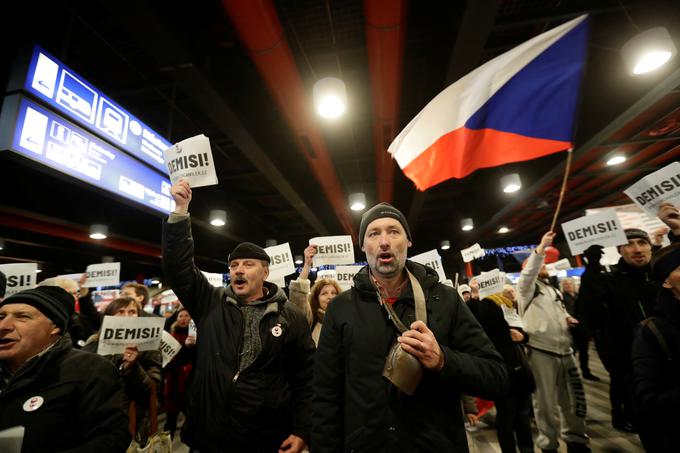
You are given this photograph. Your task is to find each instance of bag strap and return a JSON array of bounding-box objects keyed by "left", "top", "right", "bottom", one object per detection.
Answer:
[
  {"left": 641, "top": 318, "right": 673, "bottom": 361},
  {"left": 127, "top": 381, "right": 159, "bottom": 438},
  {"left": 378, "top": 268, "right": 427, "bottom": 334}
]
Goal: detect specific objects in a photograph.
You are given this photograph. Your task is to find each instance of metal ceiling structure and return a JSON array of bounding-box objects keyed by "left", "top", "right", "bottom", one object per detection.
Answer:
[{"left": 1, "top": 0, "right": 679, "bottom": 281}]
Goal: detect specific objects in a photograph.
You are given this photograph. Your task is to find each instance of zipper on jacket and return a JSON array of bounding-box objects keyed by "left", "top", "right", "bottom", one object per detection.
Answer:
[{"left": 233, "top": 308, "right": 245, "bottom": 383}]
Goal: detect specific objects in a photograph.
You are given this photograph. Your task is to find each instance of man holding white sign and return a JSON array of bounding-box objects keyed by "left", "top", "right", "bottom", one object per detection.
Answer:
[{"left": 163, "top": 179, "right": 314, "bottom": 453}]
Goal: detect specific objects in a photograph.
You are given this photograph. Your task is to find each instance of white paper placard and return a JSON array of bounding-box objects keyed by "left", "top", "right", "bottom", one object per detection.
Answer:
[
  {"left": 96, "top": 316, "right": 165, "bottom": 355},
  {"left": 409, "top": 249, "right": 446, "bottom": 282},
  {"left": 0, "top": 263, "right": 38, "bottom": 297},
  {"left": 55, "top": 273, "right": 82, "bottom": 283},
  {"left": 461, "top": 243, "right": 486, "bottom": 263},
  {"left": 85, "top": 262, "right": 121, "bottom": 287},
  {"left": 309, "top": 236, "right": 355, "bottom": 266},
  {"left": 335, "top": 265, "right": 363, "bottom": 291},
  {"left": 624, "top": 161, "right": 680, "bottom": 216},
  {"left": 201, "top": 271, "right": 224, "bottom": 288},
  {"left": 163, "top": 134, "right": 218, "bottom": 188},
  {"left": 501, "top": 304, "right": 524, "bottom": 329},
  {"left": 265, "top": 242, "right": 296, "bottom": 279},
  {"left": 477, "top": 269, "right": 504, "bottom": 299},
  {"left": 160, "top": 330, "right": 182, "bottom": 368},
  {"left": 188, "top": 319, "right": 197, "bottom": 339},
  {"left": 317, "top": 269, "right": 338, "bottom": 281},
  {"left": 266, "top": 275, "right": 286, "bottom": 288},
  {"left": 561, "top": 210, "right": 628, "bottom": 256}
]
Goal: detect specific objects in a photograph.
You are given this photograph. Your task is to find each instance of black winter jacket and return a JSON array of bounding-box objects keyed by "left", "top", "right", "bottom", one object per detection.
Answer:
[
  {"left": 632, "top": 289, "right": 680, "bottom": 453},
  {"left": 312, "top": 261, "right": 509, "bottom": 453},
  {"left": 0, "top": 335, "right": 130, "bottom": 452},
  {"left": 162, "top": 217, "right": 315, "bottom": 451}
]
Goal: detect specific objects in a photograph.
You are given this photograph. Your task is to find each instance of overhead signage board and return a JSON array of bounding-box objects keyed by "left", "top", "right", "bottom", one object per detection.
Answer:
[
  {"left": 21, "top": 45, "right": 171, "bottom": 174},
  {"left": 0, "top": 95, "right": 173, "bottom": 214}
]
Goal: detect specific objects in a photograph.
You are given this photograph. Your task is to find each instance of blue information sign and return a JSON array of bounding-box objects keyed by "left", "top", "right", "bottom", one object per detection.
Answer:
[
  {"left": 1, "top": 95, "right": 173, "bottom": 214},
  {"left": 22, "top": 46, "right": 171, "bottom": 174}
]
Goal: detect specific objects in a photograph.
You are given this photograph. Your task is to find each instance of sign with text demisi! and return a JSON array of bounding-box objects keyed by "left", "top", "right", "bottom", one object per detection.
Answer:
[
  {"left": 310, "top": 236, "right": 355, "bottom": 266},
  {"left": 409, "top": 249, "right": 446, "bottom": 282},
  {"left": 265, "top": 243, "right": 296, "bottom": 280},
  {"left": 160, "top": 330, "right": 182, "bottom": 368},
  {"left": 85, "top": 262, "right": 121, "bottom": 287},
  {"left": 335, "top": 265, "right": 363, "bottom": 291},
  {"left": 461, "top": 243, "right": 485, "bottom": 263},
  {"left": 477, "top": 269, "right": 504, "bottom": 299},
  {"left": 0, "top": 263, "right": 38, "bottom": 297},
  {"left": 624, "top": 162, "right": 680, "bottom": 217},
  {"left": 201, "top": 271, "right": 224, "bottom": 288},
  {"left": 317, "top": 269, "right": 338, "bottom": 281},
  {"left": 97, "top": 316, "right": 165, "bottom": 355},
  {"left": 164, "top": 134, "right": 218, "bottom": 188},
  {"left": 561, "top": 210, "right": 628, "bottom": 256}
]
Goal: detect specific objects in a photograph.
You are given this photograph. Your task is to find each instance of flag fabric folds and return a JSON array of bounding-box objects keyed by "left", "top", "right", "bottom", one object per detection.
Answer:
[{"left": 388, "top": 15, "right": 589, "bottom": 191}]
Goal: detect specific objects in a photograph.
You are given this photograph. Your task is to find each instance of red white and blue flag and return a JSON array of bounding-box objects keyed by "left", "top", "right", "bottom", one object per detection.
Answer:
[{"left": 389, "top": 15, "right": 588, "bottom": 190}]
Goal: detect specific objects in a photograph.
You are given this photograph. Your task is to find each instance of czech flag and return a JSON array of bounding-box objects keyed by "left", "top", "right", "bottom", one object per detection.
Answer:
[{"left": 389, "top": 15, "right": 588, "bottom": 191}]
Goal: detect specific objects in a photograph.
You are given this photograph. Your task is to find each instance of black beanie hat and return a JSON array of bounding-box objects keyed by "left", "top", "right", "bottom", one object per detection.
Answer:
[
  {"left": 0, "top": 286, "right": 75, "bottom": 332},
  {"left": 228, "top": 242, "right": 271, "bottom": 263},
  {"left": 359, "top": 202, "right": 412, "bottom": 247},
  {"left": 620, "top": 228, "right": 651, "bottom": 247}
]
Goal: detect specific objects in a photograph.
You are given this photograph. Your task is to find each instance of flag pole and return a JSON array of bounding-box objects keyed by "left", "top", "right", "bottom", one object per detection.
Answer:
[{"left": 549, "top": 148, "right": 573, "bottom": 232}]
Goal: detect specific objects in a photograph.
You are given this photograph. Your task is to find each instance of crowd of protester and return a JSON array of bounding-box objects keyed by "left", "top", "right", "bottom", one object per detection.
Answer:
[{"left": 1, "top": 180, "right": 679, "bottom": 453}]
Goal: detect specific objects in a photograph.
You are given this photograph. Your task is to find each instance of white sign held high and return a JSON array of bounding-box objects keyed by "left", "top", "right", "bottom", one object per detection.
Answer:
[
  {"left": 0, "top": 263, "right": 38, "bottom": 297},
  {"left": 461, "top": 243, "right": 485, "bottom": 263},
  {"left": 160, "top": 330, "right": 182, "bottom": 368},
  {"left": 201, "top": 271, "right": 224, "bottom": 288},
  {"left": 624, "top": 162, "right": 680, "bottom": 217},
  {"left": 317, "top": 269, "right": 338, "bottom": 281},
  {"left": 85, "top": 262, "right": 121, "bottom": 287},
  {"left": 163, "top": 134, "right": 218, "bottom": 188},
  {"left": 310, "top": 236, "right": 355, "bottom": 266},
  {"left": 265, "top": 242, "right": 296, "bottom": 279},
  {"left": 97, "top": 316, "right": 165, "bottom": 355},
  {"left": 335, "top": 265, "right": 363, "bottom": 291},
  {"left": 477, "top": 269, "right": 504, "bottom": 299},
  {"left": 561, "top": 210, "right": 628, "bottom": 256},
  {"left": 409, "top": 249, "right": 446, "bottom": 282}
]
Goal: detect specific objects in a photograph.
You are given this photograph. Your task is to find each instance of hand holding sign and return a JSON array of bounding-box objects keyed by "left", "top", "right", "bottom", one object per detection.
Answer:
[
  {"left": 164, "top": 134, "right": 218, "bottom": 188},
  {"left": 536, "top": 231, "right": 556, "bottom": 254},
  {"left": 303, "top": 245, "right": 317, "bottom": 267},
  {"left": 171, "top": 179, "right": 192, "bottom": 215},
  {"left": 658, "top": 202, "right": 680, "bottom": 235},
  {"left": 121, "top": 346, "right": 140, "bottom": 370}
]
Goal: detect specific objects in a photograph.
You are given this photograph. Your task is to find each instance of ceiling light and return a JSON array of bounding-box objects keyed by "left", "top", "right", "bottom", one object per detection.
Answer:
[
  {"left": 151, "top": 279, "right": 160, "bottom": 285},
  {"left": 36, "top": 269, "right": 42, "bottom": 273},
  {"left": 461, "top": 218, "right": 474, "bottom": 231},
  {"left": 0, "top": 239, "right": 4, "bottom": 250},
  {"left": 501, "top": 173, "right": 521, "bottom": 193},
  {"left": 349, "top": 192, "right": 366, "bottom": 211},
  {"left": 440, "top": 240, "right": 451, "bottom": 250},
  {"left": 209, "top": 209, "right": 227, "bottom": 227},
  {"left": 621, "top": 27, "right": 676, "bottom": 75},
  {"left": 606, "top": 153, "right": 626, "bottom": 166},
  {"left": 102, "top": 256, "right": 115, "bottom": 263},
  {"left": 498, "top": 226, "right": 510, "bottom": 234},
  {"left": 265, "top": 239, "right": 278, "bottom": 248},
  {"left": 294, "top": 255, "right": 303, "bottom": 265},
  {"left": 89, "top": 224, "right": 108, "bottom": 240},
  {"left": 313, "top": 77, "right": 347, "bottom": 119}
]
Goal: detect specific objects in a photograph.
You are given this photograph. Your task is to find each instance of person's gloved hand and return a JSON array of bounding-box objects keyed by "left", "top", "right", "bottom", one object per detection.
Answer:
[{"left": 582, "top": 244, "right": 604, "bottom": 269}]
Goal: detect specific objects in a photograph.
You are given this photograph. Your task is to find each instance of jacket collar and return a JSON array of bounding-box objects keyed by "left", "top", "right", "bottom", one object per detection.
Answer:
[
  {"left": 616, "top": 257, "right": 652, "bottom": 277},
  {"left": 224, "top": 281, "right": 288, "bottom": 311}
]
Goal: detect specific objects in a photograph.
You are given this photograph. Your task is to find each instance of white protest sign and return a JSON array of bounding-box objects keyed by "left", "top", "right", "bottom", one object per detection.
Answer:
[
  {"left": 409, "top": 249, "right": 446, "bottom": 282},
  {"left": 201, "top": 271, "right": 224, "bottom": 288},
  {"left": 163, "top": 134, "right": 218, "bottom": 188},
  {"left": 553, "top": 258, "right": 572, "bottom": 271},
  {"left": 0, "top": 263, "right": 38, "bottom": 297},
  {"left": 160, "top": 330, "right": 182, "bottom": 368},
  {"left": 461, "top": 243, "right": 486, "bottom": 263},
  {"left": 477, "top": 269, "right": 504, "bottom": 299},
  {"left": 188, "top": 319, "right": 197, "bottom": 339},
  {"left": 561, "top": 210, "right": 627, "bottom": 256},
  {"left": 501, "top": 304, "right": 524, "bottom": 329},
  {"left": 624, "top": 161, "right": 680, "bottom": 216},
  {"left": 335, "top": 265, "right": 363, "bottom": 291},
  {"left": 266, "top": 274, "right": 286, "bottom": 288},
  {"left": 55, "top": 273, "right": 82, "bottom": 283},
  {"left": 317, "top": 269, "right": 338, "bottom": 281},
  {"left": 85, "top": 262, "right": 121, "bottom": 287},
  {"left": 97, "top": 316, "right": 165, "bottom": 355},
  {"left": 265, "top": 243, "right": 296, "bottom": 279},
  {"left": 310, "top": 236, "right": 355, "bottom": 266}
]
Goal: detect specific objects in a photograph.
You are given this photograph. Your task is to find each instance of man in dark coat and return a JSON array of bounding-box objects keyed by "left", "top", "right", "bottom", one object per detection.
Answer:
[
  {"left": 312, "top": 202, "right": 508, "bottom": 453},
  {"left": 163, "top": 180, "right": 315, "bottom": 453},
  {"left": 0, "top": 286, "right": 130, "bottom": 452}
]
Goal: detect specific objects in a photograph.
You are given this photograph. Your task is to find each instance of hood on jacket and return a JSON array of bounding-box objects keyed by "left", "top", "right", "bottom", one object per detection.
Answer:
[{"left": 225, "top": 280, "right": 288, "bottom": 306}]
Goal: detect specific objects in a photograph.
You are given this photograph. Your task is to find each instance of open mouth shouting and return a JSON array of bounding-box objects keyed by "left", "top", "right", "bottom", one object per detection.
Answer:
[
  {"left": 378, "top": 251, "right": 394, "bottom": 264},
  {"left": 0, "top": 338, "right": 18, "bottom": 350},
  {"left": 232, "top": 277, "right": 248, "bottom": 292}
]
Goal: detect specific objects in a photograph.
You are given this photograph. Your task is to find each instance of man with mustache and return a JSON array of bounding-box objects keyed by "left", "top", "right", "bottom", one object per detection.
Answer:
[
  {"left": 312, "top": 202, "right": 508, "bottom": 452},
  {"left": 163, "top": 180, "right": 315, "bottom": 453}
]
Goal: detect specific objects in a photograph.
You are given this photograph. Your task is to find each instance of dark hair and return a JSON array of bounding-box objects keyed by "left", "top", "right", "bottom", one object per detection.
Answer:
[
  {"left": 652, "top": 243, "right": 680, "bottom": 284},
  {"left": 0, "top": 270, "right": 6, "bottom": 298},
  {"left": 104, "top": 296, "right": 141, "bottom": 316},
  {"left": 309, "top": 279, "right": 341, "bottom": 324},
  {"left": 122, "top": 283, "right": 149, "bottom": 305}
]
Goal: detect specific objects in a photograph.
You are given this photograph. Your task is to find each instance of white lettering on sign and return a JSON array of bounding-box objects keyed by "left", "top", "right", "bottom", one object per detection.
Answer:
[
  {"left": 409, "top": 249, "right": 446, "bottom": 282},
  {"left": 624, "top": 162, "right": 680, "bottom": 216},
  {"left": 310, "top": 235, "right": 355, "bottom": 266},
  {"left": 163, "top": 134, "right": 218, "bottom": 187},
  {"left": 461, "top": 243, "right": 485, "bottom": 263},
  {"left": 561, "top": 210, "right": 628, "bottom": 255},
  {"left": 97, "top": 316, "right": 165, "bottom": 355},
  {"left": 0, "top": 263, "right": 38, "bottom": 296},
  {"left": 85, "top": 262, "right": 121, "bottom": 287}
]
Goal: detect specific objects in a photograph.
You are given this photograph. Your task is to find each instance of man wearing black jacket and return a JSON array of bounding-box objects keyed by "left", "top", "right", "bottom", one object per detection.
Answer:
[
  {"left": 163, "top": 180, "right": 314, "bottom": 453},
  {"left": 0, "top": 286, "right": 130, "bottom": 452},
  {"left": 312, "top": 202, "right": 508, "bottom": 452}
]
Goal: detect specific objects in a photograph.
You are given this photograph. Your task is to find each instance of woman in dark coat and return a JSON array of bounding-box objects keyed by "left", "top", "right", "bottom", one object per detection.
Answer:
[{"left": 633, "top": 243, "right": 680, "bottom": 453}]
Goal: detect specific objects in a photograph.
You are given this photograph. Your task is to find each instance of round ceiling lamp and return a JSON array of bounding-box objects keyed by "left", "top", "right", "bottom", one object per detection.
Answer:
[
  {"left": 501, "top": 173, "right": 521, "bottom": 193},
  {"left": 313, "top": 77, "right": 347, "bottom": 119},
  {"left": 606, "top": 153, "right": 626, "bottom": 166},
  {"left": 89, "top": 224, "right": 108, "bottom": 240},
  {"left": 209, "top": 209, "right": 227, "bottom": 227},
  {"left": 294, "top": 255, "right": 304, "bottom": 265},
  {"left": 440, "top": 240, "right": 451, "bottom": 250},
  {"left": 461, "top": 218, "right": 474, "bottom": 231},
  {"left": 621, "top": 27, "right": 676, "bottom": 75},
  {"left": 349, "top": 192, "right": 366, "bottom": 211},
  {"left": 498, "top": 226, "right": 510, "bottom": 234}
]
